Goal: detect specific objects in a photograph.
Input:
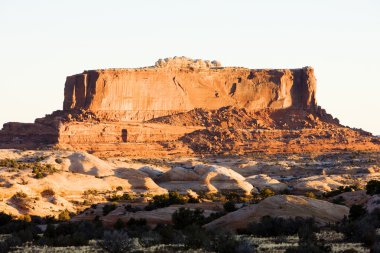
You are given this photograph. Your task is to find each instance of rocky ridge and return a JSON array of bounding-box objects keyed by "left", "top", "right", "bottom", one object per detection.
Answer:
[{"left": 0, "top": 57, "right": 378, "bottom": 156}]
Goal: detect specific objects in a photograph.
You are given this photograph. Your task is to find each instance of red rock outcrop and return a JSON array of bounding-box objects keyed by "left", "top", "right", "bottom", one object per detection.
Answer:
[
  {"left": 63, "top": 56, "right": 317, "bottom": 121},
  {"left": 0, "top": 57, "right": 378, "bottom": 156}
]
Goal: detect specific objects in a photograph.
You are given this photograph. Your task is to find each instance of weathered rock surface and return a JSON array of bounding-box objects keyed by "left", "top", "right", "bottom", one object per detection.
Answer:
[
  {"left": 67, "top": 152, "right": 114, "bottom": 177},
  {"left": 0, "top": 150, "right": 167, "bottom": 217},
  {"left": 156, "top": 164, "right": 256, "bottom": 194},
  {"left": 204, "top": 195, "right": 349, "bottom": 231},
  {"left": 246, "top": 174, "right": 288, "bottom": 192},
  {"left": 63, "top": 57, "right": 317, "bottom": 116},
  {"left": 101, "top": 202, "right": 223, "bottom": 227},
  {"left": 293, "top": 175, "right": 349, "bottom": 193}
]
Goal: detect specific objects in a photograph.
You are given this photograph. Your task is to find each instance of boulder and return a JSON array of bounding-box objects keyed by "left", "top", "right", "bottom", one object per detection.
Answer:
[
  {"left": 293, "top": 175, "right": 346, "bottom": 193},
  {"left": 157, "top": 164, "right": 256, "bottom": 194},
  {"left": 246, "top": 174, "right": 288, "bottom": 192},
  {"left": 67, "top": 152, "right": 114, "bottom": 177},
  {"left": 204, "top": 195, "right": 349, "bottom": 231}
]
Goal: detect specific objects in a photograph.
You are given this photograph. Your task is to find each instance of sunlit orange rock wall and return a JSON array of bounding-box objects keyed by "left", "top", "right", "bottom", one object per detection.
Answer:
[{"left": 63, "top": 66, "right": 317, "bottom": 121}]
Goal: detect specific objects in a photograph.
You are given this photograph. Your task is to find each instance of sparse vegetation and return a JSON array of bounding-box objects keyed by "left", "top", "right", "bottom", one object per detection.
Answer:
[
  {"left": 32, "top": 163, "right": 56, "bottom": 179},
  {"left": 103, "top": 204, "right": 117, "bottom": 216},
  {"left": 366, "top": 180, "right": 380, "bottom": 195},
  {"left": 324, "top": 185, "right": 358, "bottom": 198},
  {"left": 108, "top": 193, "right": 132, "bottom": 202},
  {"left": 144, "top": 191, "right": 187, "bottom": 210},
  {"left": 57, "top": 209, "right": 71, "bottom": 221},
  {"left": 0, "top": 159, "right": 56, "bottom": 179},
  {"left": 259, "top": 188, "right": 275, "bottom": 199},
  {"left": 55, "top": 158, "right": 63, "bottom": 164},
  {"left": 223, "top": 201, "right": 237, "bottom": 212},
  {"left": 243, "top": 216, "right": 318, "bottom": 237}
]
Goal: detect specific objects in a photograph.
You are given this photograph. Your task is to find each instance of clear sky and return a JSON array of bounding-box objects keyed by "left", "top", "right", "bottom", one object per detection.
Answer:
[{"left": 0, "top": 0, "right": 379, "bottom": 134}]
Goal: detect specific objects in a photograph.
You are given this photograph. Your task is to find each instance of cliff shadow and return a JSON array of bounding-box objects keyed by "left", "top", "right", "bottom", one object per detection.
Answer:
[{"left": 122, "top": 129, "right": 128, "bottom": 142}]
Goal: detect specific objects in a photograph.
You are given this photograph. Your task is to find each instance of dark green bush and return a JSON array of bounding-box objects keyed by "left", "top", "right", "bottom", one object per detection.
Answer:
[
  {"left": 172, "top": 208, "right": 206, "bottom": 229},
  {"left": 103, "top": 204, "right": 117, "bottom": 216},
  {"left": 349, "top": 205, "right": 366, "bottom": 221},
  {"left": 324, "top": 185, "right": 358, "bottom": 198},
  {"left": 114, "top": 218, "right": 125, "bottom": 230},
  {"left": 58, "top": 209, "right": 71, "bottom": 221},
  {"left": 32, "top": 163, "right": 56, "bottom": 179},
  {"left": 223, "top": 201, "right": 237, "bottom": 212},
  {"left": 126, "top": 218, "right": 149, "bottom": 237},
  {"left": 108, "top": 193, "right": 132, "bottom": 202},
  {"left": 145, "top": 191, "right": 187, "bottom": 210},
  {"left": 210, "top": 231, "right": 239, "bottom": 253},
  {"left": 245, "top": 216, "right": 318, "bottom": 237},
  {"left": 0, "top": 212, "right": 12, "bottom": 226},
  {"left": 41, "top": 221, "right": 104, "bottom": 247},
  {"left": 183, "top": 224, "right": 210, "bottom": 249},
  {"left": 98, "top": 230, "right": 133, "bottom": 253},
  {"left": 154, "top": 224, "right": 184, "bottom": 244},
  {"left": 55, "top": 158, "right": 63, "bottom": 164},
  {"left": 366, "top": 180, "right": 380, "bottom": 195}
]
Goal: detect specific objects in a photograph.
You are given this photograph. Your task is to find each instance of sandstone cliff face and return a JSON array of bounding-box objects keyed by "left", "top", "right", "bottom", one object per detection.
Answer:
[{"left": 64, "top": 57, "right": 317, "bottom": 121}]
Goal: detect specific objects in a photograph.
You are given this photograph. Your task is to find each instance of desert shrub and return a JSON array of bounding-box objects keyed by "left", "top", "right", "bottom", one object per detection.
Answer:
[
  {"left": 114, "top": 218, "right": 125, "bottom": 230},
  {"left": 14, "top": 227, "right": 35, "bottom": 243},
  {"left": 348, "top": 204, "right": 366, "bottom": 221},
  {"left": 0, "top": 212, "right": 12, "bottom": 226},
  {"left": 221, "top": 191, "right": 242, "bottom": 202},
  {"left": 41, "top": 221, "right": 103, "bottom": 247},
  {"left": 285, "top": 222, "right": 331, "bottom": 253},
  {"left": 145, "top": 191, "right": 186, "bottom": 210},
  {"left": 35, "top": 156, "right": 47, "bottom": 162},
  {"left": 40, "top": 188, "right": 55, "bottom": 197},
  {"left": 58, "top": 209, "right": 71, "bottom": 221},
  {"left": 234, "top": 239, "right": 256, "bottom": 253},
  {"left": 332, "top": 196, "right": 345, "bottom": 205},
  {"left": 183, "top": 224, "right": 210, "bottom": 249},
  {"left": 13, "top": 191, "right": 28, "bottom": 199},
  {"left": 126, "top": 218, "right": 149, "bottom": 237},
  {"left": 260, "top": 188, "right": 275, "bottom": 199},
  {"left": 32, "top": 163, "right": 56, "bottom": 179},
  {"left": 154, "top": 224, "right": 184, "bottom": 244},
  {"left": 139, "top": 230, "right": 162, "bottom": 247},
  {"left": 124, "top": 204, "right": 142, "bottom": 213},
  {"left": 223, "top": 201, "right": 237, "bottom": 212},
  {"left": 108, "top": 193, "right": 132, "bottom": 202},
  {"left": 54, "top": 158, "right": 63, "bottom": 164},
  {"left": 210, "top": 231, "right": 241, "bottom": 253},
  {"left": 336, "top": 209, "right": 380, "bottom": 247},
  {"left": 245, "top": 216, "right": 318, "bottom": 237},
  {"left": 187, "top": 194, "right": 200, "bottom": 203},
  {"left": 98, "top": 230, "right": 133, "bottom": 253},
  {"left": 366, "top": 180, "right": 380, "bottom": 195},
  {"left": 103, "top": 204, "right": 117, "bottom": 216},
  {"left": 0, "top": 159, "right": 19, "bottom": 168},
  {"left": 203, "top": 211, "right": 226, "bottom": 224},
  {"left": 21, "top": 214, "right": 32, "bottom": 222},
  {"left": 116, "top": 186, "right": 123, "bottom": 191},
  {"left": 324, "top": 185, "right": 358, "bottom": 198},
  {"left": 0, "top": 219, "right": 37, "bottom": 234},
  {"left": 305, "top": 192, "right": 317, "bottom": 199},
  {"left": 172, "top": 208, "right": 206, "bottom": 229},
  {"left": 0, "top": 236, "right": 22, "bottom": 253}
]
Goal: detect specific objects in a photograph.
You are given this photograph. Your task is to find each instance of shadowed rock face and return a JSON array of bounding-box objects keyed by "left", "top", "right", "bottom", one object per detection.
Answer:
[{"left": 63, "top": 57, "right": 317, "bottom": 121}]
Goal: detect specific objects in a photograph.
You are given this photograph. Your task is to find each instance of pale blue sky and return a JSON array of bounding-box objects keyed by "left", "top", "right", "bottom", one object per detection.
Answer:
[{"left": 0, "top": 0, "right": 379, "bottom": 134}]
